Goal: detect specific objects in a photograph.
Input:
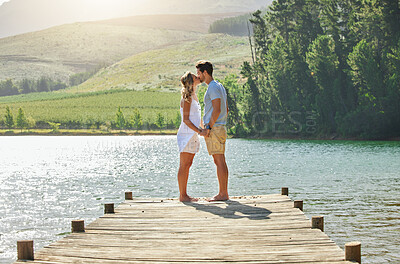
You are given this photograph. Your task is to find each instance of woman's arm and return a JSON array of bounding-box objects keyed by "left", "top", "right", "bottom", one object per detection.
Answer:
[{"left": 183, "top": 99, "right": 202, "bottom": 134}]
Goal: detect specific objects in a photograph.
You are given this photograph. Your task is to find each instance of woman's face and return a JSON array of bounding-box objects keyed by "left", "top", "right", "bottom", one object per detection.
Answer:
[{"left": 192, "top": 74, "right": 201, "bottom": 88}]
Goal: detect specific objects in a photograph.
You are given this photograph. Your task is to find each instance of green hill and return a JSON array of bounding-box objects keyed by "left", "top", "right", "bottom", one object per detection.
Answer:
[
  {"left": 67, "top": 34, "right": 250, "bottom": 93},
  {"left": 0, "top": 13, "right": 245, "bottom": 82},
  {"left": 0, "top": 23, "right": 201, "bottom": 82}
]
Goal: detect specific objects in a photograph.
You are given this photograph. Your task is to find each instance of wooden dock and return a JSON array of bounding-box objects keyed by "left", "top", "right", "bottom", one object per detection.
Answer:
[{"left": 14, "top": 193, "right": 359, "bottom": 263}]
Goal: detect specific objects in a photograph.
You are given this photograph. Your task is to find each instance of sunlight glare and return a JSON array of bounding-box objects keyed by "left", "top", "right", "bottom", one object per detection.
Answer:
[
  {"left": 80, "top": 0, "right": 152, "bottom": 19},
  {"left": 0, "top": 0, "right": 10, "bottom": 6}
]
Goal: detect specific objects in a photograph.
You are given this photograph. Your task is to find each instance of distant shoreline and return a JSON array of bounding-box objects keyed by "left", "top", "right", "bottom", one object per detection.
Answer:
[{"left": 1, "top": 129, "right": 398, "bottom": 141}]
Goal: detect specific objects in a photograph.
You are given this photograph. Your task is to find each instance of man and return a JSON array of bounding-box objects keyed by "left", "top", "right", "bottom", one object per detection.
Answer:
[{"left": 196, "top": 60, "right": 229, "bottom": 201}]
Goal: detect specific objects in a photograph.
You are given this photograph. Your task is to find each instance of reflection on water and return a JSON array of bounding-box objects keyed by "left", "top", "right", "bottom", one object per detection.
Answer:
[{"left": 0, "top": 136, "right": 399, "bottom": 263}]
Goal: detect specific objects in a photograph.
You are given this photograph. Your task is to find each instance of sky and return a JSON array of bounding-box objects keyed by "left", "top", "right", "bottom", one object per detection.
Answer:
[{"left": 0, "top": 0, "right": 10, "bottom": 6}]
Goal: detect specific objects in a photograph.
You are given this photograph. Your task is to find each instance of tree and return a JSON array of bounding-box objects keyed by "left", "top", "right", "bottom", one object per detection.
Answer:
[
  {"left": 319, "top": 0, "right": 354, "bottom": 115},
  {"left": 197, "top": 84, "right": 207, "bottom": 109},
  {"left": 286, "top": 36, "right": 318, "bottom": 112},
  {"left": 48, "top": 122, "right": 60, "bottom": 133},
  {"left": 306, "top": 35, "right": 340, "bottom": 132},
  {"left": 20, "top": 79, "right": 32, "bottom": 94},
  {"left": 37, "top": 77, "right": 49, "bottom": 92},
  {"left": 267, "top": 36, "right": 291, "bottom": 110},
  {"left": 173, "top": 111, "right": 181, "bottom": 129},
  {"left": 16, "top": 107, "right": 27, "bottom": 132},
  {"left": 385, "top": 40, "right": 400, "bottom": 135},
  {"left": 250, "top": 10, "right": 270, "bottom": 62},
  {"left": 348, "top": 39, "right": 383, "bottom": 105},
  {"left": 115, "top": 106, "right": 125, "bottom": 130},
  {"left": 26, "top": 116, "right": 36, "bottom": 131},
  {"left": 221, "top": 75, "right": 241, "bottom": 131},
  {"left": 241, "top": 62, "right": 265, "bottom": 134},
  {"left": 4, "top": 106, "right": 14, "bottom": 129},
  {"left": 267, "top": 0, "right": 295, "bottom": 42},
  {"left": 379, "top": 0, "right": 400, "bottom": 47},
  {"left": 290, "top": 0, "right": 323, "bottom": 55},
  {"left": 155, "top": 112, "right": 165, "bottom": 131},
  {"left": 132, "top": 108, "right": 143, "bottom": 131},
  {"left": 0, "top": 79, "right": 19, "bottom": 97}
]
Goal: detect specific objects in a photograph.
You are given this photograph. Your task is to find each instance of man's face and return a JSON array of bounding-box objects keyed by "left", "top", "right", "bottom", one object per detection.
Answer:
[{"left": 197, "top": 68, "right": 205, "bottom": 83}]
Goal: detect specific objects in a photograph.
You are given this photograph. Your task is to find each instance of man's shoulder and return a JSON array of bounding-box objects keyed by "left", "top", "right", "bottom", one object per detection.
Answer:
[
  {"left": 206, "top": 81, "right": 218, "bottom": 95},
  {"left": 208, "top": 80, "right": 218, "bottom": 89},
  {"left": 208, "top": 80, "right": 225, "bottom": 90}
]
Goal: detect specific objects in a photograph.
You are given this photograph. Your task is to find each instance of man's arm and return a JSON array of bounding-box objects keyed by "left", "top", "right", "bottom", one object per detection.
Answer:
[{"left": 208, "top": 98, "right": 221, "bottom": 128}]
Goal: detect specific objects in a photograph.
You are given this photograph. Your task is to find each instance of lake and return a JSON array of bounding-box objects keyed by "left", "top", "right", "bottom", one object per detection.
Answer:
[{"left": 0, "top": 136, "right": 399, "bottom": 263}]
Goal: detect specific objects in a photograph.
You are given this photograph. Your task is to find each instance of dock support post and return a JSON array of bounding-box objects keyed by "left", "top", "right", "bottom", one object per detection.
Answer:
[
  {"left": 105, "top": 203, "right": 115, "bottom": 214},
  {"left": 125, "top": 192, "right": 133, "bottom": 200},
  {"left": 17, "top": 240, "right": 34, "bottom": 260},
  {"left": 71, "top": 220, "right": 85, "bottom": 233},
  {"left": 311, "top": 216, "right": 324, "bottom": 231},
  {"left": 294, "top": 200, "right": 303, "bottom": 211},
  {"left": 281, "top": 187, "right": 289, "bottom": 196},
  {"left": 345, "top": 242, "right": 361, "bottom": 263}
]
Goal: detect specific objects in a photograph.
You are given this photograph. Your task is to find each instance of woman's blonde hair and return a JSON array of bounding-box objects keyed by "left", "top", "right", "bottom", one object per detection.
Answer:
[{"left": 180, "top": 71, "right": 194, "bottom": 102}]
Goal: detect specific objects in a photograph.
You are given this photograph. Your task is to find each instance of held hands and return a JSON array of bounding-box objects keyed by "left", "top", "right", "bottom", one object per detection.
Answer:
[{"left": 199, "top": 128, "right": 210, "bottom": 138}]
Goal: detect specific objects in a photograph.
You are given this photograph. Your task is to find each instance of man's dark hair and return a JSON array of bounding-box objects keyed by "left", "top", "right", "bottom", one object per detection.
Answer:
[{"left": 196, "top": 60, "right": 213, "bottom": 76}]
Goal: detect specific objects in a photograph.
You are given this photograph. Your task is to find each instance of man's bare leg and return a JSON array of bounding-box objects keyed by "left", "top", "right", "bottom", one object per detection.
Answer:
[
  {"left": 177, "top": 152, "right": 198, "bottom": 202},
  {"left": 209, "top": 154, "right": 229, "bottom": 201}
]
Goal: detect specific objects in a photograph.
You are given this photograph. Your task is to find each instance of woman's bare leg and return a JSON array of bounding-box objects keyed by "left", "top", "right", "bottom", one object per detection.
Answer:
[{"left": 177, "top": 152, "right": 198, "bottom": 202}]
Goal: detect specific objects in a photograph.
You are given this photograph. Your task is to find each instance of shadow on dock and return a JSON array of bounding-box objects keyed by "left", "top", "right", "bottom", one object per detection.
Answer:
[{"left": 184, "top": 200, "right": 271, "bottom": 220}]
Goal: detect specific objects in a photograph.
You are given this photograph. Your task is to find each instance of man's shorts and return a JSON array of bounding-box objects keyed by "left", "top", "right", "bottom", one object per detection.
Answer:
[{"left": 205, "top": 125, "right": 227, "bottom": 155}]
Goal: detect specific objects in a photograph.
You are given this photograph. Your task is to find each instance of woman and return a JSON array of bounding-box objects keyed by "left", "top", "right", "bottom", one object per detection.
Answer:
[{"left": 177, "top": 72, "right": 202, "bottom": 202}]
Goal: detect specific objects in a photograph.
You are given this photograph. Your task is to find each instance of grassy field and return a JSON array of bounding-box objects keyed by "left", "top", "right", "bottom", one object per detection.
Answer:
[
  {"left": 0, "top": 90, "right": 181, "bottom": 126},
  {"left": 67, "top": 34, "right": 250, "bottom": 93}
]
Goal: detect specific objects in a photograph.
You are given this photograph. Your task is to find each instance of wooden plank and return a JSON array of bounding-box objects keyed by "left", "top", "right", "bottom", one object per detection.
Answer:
[
  {"left": 34, "top": 247, "right": 348, "bottom": 262},
  {"left": 16, "top": 257, "right": 355, "bottom": 264},
  {"left": 13, "top": 195, "right": 352, "bottom": 264}
]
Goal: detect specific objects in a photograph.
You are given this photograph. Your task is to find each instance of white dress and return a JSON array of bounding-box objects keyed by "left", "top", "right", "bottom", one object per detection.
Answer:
[{"left": 177, "top": 99, "right": 201, "bottom": 153}]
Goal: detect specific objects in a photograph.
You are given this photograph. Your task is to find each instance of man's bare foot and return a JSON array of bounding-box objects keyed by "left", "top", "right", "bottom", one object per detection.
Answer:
[
  {"left": 207, "top": 194, "right": 229, "bottom": 202},
  {"left": 179, "top": 195, "right": 199, "bottom": 202}
]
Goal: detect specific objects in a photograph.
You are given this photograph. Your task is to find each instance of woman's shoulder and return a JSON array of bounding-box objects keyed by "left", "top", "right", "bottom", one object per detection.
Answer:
[{"left": 181, "top": 98, "right": 194, "bottom": 107}]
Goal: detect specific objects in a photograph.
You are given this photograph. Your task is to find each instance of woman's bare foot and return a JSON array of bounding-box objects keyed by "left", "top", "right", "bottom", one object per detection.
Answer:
[
  {"left": 179, "top": 195, "right": 199, "bottom": 202},
  {"left": 207, "top": 194, "right": 229, "bottom": 202}
]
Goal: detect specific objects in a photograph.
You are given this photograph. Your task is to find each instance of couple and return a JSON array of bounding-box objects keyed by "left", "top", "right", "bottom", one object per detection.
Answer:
[{"left": 177, "top": 60, "right": 229, "bottom": 203}]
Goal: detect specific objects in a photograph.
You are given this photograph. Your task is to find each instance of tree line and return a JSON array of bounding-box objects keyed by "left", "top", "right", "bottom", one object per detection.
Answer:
[
  {"left": 1, "top": 106, "right": 182, "bottom": 132},
  {"left": 0, "top": 78, "right": 67, "bottom": 97},
  {"left": 224, "top": 0, "right": 400, "bottom": 139},
  {"left": 208, "top": 14, "right": 254, "bottom": 36},
  {"left": 0, "top": 65, "right": 104, "bottom": 97},
  {"left": 114, "top": 106, "right": 180, "bottom": 131}
]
